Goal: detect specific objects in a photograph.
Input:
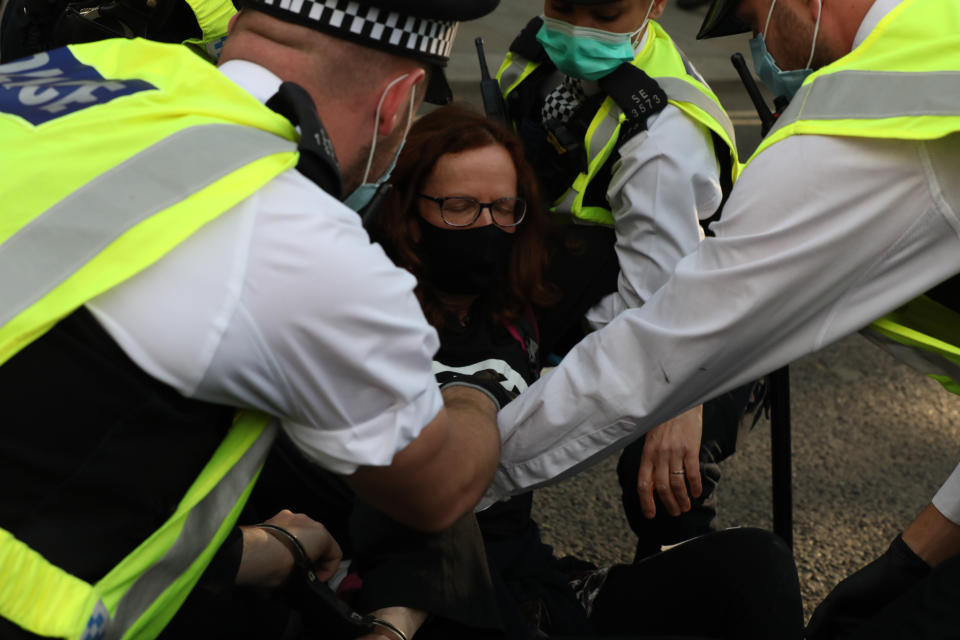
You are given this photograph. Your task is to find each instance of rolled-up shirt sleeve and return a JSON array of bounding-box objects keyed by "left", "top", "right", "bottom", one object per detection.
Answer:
[
  {"left": 205, "top": 174, "right": 444, "bottom": 475},
  {"left": 932, "top": 463, "right": 960, "bottom": 526},
  {"left": 90, "top": 168, "right": 443, "bottom": 476}
]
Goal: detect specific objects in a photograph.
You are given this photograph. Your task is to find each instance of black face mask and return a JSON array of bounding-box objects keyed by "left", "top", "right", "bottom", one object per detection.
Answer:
[{"left": 415, "top": 217, "right": 515, "bottom": 295}]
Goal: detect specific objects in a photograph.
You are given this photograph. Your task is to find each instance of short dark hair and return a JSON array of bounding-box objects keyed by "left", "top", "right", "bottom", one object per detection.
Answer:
[{"left": 371, "top": 103, "right": 559, "bottom": 329}]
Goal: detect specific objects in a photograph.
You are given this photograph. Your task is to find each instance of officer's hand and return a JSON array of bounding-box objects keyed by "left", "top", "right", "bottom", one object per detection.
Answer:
[
  {"left": 636, "top": 405, "right": 703, "bottom": 518},
  {"left": 236, "top": 510, "right": 342, "bottom": 587},
  {"left": 805, "top": 534, "right": 930, "bottom": 640},
  {"left": 434, "top": 369, "right": 518, "bottom": 410}
]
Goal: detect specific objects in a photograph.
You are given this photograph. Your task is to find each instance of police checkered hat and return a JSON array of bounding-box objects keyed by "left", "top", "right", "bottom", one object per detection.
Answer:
[
  {"left": 697, "top": 0, "right": 751, "bottom": 39},
  {"left": 237, "top": 0, "right": 500, "bottom": 103}
]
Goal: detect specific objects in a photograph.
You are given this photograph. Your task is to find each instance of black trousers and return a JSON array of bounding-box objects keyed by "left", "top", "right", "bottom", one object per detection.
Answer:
[
  {"left": 585, "top": 528, "right": 803, "bottom": 640},
  {"left": 848, "top": 552, "right": 960, "bottom": 640},
  {"left": 617, "top": 384, "right": 757, "bottom": 561},
  {"left": 425, "top": 527, "right": 802, "bottom": 640}
]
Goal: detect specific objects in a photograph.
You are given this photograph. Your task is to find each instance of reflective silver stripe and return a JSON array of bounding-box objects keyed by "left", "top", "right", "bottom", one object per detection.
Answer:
[
  {"left": 589, "top": 103, "right": 622, "bottom": 165},
  {"left": 771, "top": 70, "right": 960, "bottom": 134},
  {"left": 862, "top": 327, "right": 960, "bottom": 387},
  {"left": 105, "top": 420, "right": 279, "bottom": 639},
  {"left": 551, "top": 103, "right": 622, "bottom": 216},
  {"left": 499, "top": 56, "right": 529, "bottom": 95},
  {"left": 676, "top": 45, "right": 708, "bottom": 87},
  {"left": 0, "top": 124, "right": 296, "bottom": 328},
  {"left": 657, "top": 76, "right": 737, "bottom": 146},
  {"left": 554, "top": 185, "right": 578, "bottom": 215}
]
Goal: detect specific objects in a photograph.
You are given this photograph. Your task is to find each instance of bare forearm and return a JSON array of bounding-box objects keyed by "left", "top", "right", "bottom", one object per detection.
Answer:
[
  {"left": 236, "top": 525, "right": 295, "bottom": 587},
  {"left": 436, "top": 386, "right": 501, "bottom": 515},
  {"left": 902, "top": 503, "right": 960, "bottom": 567},
  {"left": 348, "top": 386, "right": 500, "bottom": 532}
]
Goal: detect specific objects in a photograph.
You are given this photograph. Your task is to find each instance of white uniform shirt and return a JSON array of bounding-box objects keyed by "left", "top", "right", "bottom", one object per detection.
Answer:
[
  {"left": 87, "top": 60, "right": 444, "bottom": 475},
  {"left": 933, "top": 464, "right": 960, "bottom": 527},
  {"left": 487, "top": 0, "right": 960, "bottom": 525},
  {"left": 586, "top": 100, "right": 721, "bottom": 326},
  {"left": 570, "top": 26, "right": 724, "bottom": 326}
]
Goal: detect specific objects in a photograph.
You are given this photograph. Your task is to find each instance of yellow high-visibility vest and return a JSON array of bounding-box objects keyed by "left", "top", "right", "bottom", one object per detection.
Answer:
[
  {"left": 0, "top": 38, "right": 301, "bottom": 638},
  {"left": 745, "top": 0, "right": 960, "bottom": 393},
  {"left": 498, "top": 20, "right": 740, "bottom": 226}
]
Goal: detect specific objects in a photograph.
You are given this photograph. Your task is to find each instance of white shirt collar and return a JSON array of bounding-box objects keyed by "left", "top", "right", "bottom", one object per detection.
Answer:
[
  {"left": 853, "top": 0, "right": 902, "bottom": 48},
  {"left": 217, "top": 59, "right": 284, "bottom": 105}
]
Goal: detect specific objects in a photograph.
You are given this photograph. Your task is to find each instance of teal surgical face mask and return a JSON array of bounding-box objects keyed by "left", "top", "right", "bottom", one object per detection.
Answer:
[
  {"left": 344, "top": 73, "right": 415, "bottom": 212},
  {"left": 535, "top": 2, "right": 655, "bottom": 81},
  {"left": 749, "top": 0, "right": 821, "bottom": 101}
]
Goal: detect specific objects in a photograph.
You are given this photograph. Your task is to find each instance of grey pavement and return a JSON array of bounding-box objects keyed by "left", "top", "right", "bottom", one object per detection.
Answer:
[{"left": 442, "top": 2, "right": 960, "bottom": 627}]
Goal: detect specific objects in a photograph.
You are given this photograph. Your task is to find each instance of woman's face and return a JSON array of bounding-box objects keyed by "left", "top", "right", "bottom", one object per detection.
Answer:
[
  {"left": 418, "top": 144, "right": 520, "bottom": 235},
  {"left": 543, "top": 0, "right": 664, "bottom": 33}
]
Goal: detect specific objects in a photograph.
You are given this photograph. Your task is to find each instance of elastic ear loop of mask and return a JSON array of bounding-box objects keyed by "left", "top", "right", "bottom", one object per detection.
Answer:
[
  {"left": 630, "top": 0, "right": 658, "bottom": 49},
  {"left": 360, "top": 72, "right": 413, "bottom": 185},
  {"left": 762, "top": 0, "right": 822, "bottom": 68},
  {"left": 806, "top": 0, "right": 822, "bottom": 68}
]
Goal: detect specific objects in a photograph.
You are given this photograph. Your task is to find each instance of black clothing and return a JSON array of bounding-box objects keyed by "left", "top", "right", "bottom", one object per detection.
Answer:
[
  {"left": 0, "top": 308, "right": 236, "bottom": 639},
  {"left": 432, "top": 301, "right": 802, "bottom": 640},
  {"left": 245, "top": 432, "right": 506, "bottom": 638},
  {"left": 589, "top": 529, "right": 803, "bottom": 640},
  {"left": 847, "top": 552, "right": 960, "bottom": 640}
]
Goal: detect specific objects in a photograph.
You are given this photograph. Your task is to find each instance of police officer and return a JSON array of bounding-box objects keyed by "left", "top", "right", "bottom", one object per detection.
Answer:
[
  {"left": 0, "top": 1, "right": 504, "bottom": 638},
  {"left": 484, "top": 0, "right": 960, "bottom": 635},
  {"left": 0, "top": 0, "right": 236, "bottom": 62},
  {"left": 495, "top": 0, "right": 750, "bottom": 559}
]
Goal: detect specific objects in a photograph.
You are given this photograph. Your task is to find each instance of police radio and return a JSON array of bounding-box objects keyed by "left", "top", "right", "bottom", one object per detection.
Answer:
[{"left": 475, "top": 36, "right": 510, "bottom": 129}]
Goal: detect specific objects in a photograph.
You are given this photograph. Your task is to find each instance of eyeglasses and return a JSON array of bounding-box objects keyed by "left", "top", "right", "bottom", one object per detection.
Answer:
[{"left": 418, "top": 194, "right": 527, "bottom": 228}]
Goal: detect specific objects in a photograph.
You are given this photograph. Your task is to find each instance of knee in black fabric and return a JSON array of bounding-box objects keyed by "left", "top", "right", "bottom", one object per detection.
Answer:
[
  {"left": 848, "top": 552, "right": 960, "bottom": 640},
  {"left": 714, "top": 527, "right": 794, "bottom": 570}
]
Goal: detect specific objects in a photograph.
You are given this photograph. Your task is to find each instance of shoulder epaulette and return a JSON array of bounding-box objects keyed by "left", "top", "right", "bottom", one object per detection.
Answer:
[
  {"left": 509, "top": 16, "right": 548, "bottom": 63},
  {"left": 597, "top": 63, "right": 668, "bottom": 132},
  {"left": 266, "top": 81, "right": 343, "bottom": 199}
]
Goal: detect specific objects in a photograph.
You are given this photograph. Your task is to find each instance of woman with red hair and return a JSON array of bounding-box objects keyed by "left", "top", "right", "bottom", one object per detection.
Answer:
[{"left": 364, "top": 103, "right": 803, "bottom": 640}]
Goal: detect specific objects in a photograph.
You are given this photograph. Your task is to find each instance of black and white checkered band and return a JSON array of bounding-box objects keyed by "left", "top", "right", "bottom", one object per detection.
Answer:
[{"left": 249, "top": 0, "right": 459, "bottom": 65}]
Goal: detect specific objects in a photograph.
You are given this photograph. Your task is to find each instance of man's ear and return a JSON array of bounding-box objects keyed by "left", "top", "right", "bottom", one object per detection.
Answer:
[
  {"left": 376, "top": 68, "right": 426, "bottom": 137},
  {"left": 228, "top": 8, "right": 241, "bottom": 34},
  {"left": 650, "top": 0, "right": 669, "bottom": 21}
]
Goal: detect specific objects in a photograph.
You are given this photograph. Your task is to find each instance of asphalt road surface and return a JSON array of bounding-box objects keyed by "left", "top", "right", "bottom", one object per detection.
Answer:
[{"left": 441, "top": 1, "right": 960, "bottom": 624}]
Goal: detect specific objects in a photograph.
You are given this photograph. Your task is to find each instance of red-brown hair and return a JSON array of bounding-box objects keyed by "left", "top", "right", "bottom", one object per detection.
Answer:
[{"left": 371, "top": 103, "right": 558, "bottom": 329}]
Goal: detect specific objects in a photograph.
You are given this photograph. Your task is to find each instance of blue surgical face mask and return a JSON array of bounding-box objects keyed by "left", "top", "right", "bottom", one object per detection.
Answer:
[
  {"left": 749, "top": 0, "right": 821, "bottom": 101},
  {"left": 344, "top": 73, "right": 415, "bottom": 212},
  {"left": 535, "top": 3, "right": 654, "bottom": 81},
  {"left": 343, "top": 145, "right": 401, "bottom": 211}
]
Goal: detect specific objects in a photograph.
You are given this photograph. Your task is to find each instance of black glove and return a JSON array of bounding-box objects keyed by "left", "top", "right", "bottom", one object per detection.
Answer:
[
  {"left": 805, "top": 534, "right": 930, "bottom": 640},
  {"left": 434, "top": 369, "right": 518, "bottom": 410}
]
